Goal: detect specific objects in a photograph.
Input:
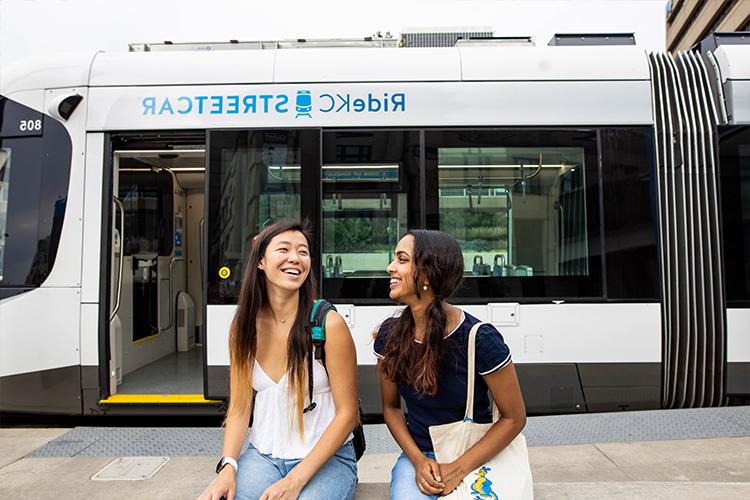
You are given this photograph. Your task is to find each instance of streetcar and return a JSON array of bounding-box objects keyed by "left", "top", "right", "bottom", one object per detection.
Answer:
[{"left": 0, "top": 34, "right": 747, "bottom": 416}]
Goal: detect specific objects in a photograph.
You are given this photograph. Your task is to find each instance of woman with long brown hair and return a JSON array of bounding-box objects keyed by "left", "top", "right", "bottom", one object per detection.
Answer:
[
  {"left": 199, "top": 219, "right": 359, "bottom": 500},
  {"left": 375, "top": 230, "right": 527, "bottom": 498}
]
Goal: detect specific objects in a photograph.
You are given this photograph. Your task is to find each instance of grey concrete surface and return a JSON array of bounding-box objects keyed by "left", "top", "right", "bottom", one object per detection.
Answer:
[
  {"left": 0, "top": 456, "right": 213, "bottom": 499},
  {"left": 356, "top": 452, "right": 400, "bottom": 483},
  {"left": 532, "top": 482, "right": 750, "bottom": 499},
  {"left": 594, "top": 437, "right": 750, "bottom": 483},
  {"left": 0, "top": 428, "right": 70, "bottom": 468},
  {"left": 1, "top": 436, "right": 749, "bottom": 499},
  {"left": 527, "top": 444, "right": 632, "bottom": 482}
]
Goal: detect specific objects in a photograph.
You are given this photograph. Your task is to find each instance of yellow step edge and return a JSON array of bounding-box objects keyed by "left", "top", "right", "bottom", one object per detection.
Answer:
[{"left": 100, "top": 394, "right": 222, "bottom": 404}]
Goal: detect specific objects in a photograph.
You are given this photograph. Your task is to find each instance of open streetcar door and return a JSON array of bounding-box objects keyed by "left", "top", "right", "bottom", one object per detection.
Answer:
[{"left": 103, "top": 144, "right": 210, "bottom": 405}]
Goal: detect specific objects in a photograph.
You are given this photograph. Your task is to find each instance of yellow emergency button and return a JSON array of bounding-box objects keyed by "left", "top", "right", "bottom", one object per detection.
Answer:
[{"left": 218, "top": 266, "right": 231, "bottom": 279}]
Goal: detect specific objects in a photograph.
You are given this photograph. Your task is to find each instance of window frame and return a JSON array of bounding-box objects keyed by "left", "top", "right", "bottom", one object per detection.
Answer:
[
  {"left": 719, "top": 125, "right": 750, "bottom": 307},
  {"left": 424, "top": 128, "right": 604, "bottom": 303},
  {"left": 0, "top": 97, "right": 72, "bottom": 292},
  {"left": 320, "top": 129, "right": 421, "bottom": 302},
  {"left": 206, "top": 128, "right": 320, "bottom": 305},
  {"left": 205, "top": 126, "right": 659, "bottom": 305}
]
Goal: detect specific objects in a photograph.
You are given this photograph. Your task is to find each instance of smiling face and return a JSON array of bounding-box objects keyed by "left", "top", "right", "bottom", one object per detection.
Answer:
[
  {"left": 386, "top": 234, "right": 429, "bottom": 305},
  {"left": 258, "top": 230, "right": 311, "bottom": 292}
]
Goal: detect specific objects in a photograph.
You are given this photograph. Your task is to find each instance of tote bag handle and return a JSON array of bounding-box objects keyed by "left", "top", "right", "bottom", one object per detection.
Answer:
[{"left": 465, "top": 322, "right": 500, "bottom": 422}]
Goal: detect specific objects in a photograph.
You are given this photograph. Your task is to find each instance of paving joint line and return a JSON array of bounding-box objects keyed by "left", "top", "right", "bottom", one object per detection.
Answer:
[
  {"left": 592, "top": 443, "right": 636, "bottom": 482},
  {"left": 0, "top": 456, "right": 28, "bottom": 472},
  {"left": 70, "top": 436, "right": 105, "bottom": 458}
]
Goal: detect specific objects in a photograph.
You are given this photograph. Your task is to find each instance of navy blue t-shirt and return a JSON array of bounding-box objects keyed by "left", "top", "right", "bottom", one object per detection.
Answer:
[{"left": 373, "top": 310, "right": 512, "bottom": 452}]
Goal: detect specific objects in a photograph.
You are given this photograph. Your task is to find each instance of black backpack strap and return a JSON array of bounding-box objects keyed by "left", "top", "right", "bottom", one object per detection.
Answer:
[
  {"left": 303, "top": 299, "right": 336, "bottom": 414},
  {"left": 310, "top": 299, "right": 336, "bottom": 362}
]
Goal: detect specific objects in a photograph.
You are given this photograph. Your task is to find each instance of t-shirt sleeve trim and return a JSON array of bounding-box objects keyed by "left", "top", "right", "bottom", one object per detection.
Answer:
[
  {"left": 373, "top": 349, "right": 385, "bottom": 360},
  {"left": 478, "top": 352, "right": 512, "bottom": 375}
]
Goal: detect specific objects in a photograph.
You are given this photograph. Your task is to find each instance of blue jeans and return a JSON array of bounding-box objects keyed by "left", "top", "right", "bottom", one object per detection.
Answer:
[
  {"left": 390, "top": 451, "right": 438, "bottom": 500},
  {"left": 235, "top": 440, "right": 357, "bottom": 500}
]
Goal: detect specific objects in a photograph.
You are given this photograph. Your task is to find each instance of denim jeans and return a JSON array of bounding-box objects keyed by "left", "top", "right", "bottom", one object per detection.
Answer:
[
  {"left": 235, "top": 440, "right": 357, "bottom": 500},
  {"left": 390, "top": 451, "right": 438, "bottom": 500}
]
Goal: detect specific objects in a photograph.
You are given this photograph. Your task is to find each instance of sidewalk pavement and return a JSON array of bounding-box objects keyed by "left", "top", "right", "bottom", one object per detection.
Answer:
[{"left": 2, "top": 428, "right": 749, "bottom": 499}]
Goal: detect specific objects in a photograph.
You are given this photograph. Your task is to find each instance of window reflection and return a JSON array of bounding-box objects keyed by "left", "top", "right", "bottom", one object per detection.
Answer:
[
  {"left": 208, "top": 131, "right": 301, "bottom": 301},
  {"left": 0, "top": 148, "right": 10, "bottom": 281},
  {"left": 322, "top": 165, "right": 406, "bottom": 278},
  {"left": 719, "top": 127, "right": 750, "bottom": 304},
  {"left": 438, "top": 147, "right": 588, "bottom": 277},
  {"left": 119, "top": 171, "right": 173, "bottom": 258},
  {"left": 321, "top": 131, "right": 416, "bottom": 284},
  {"left": 0, "top": 102, "right": 72, "bottom": 289}
]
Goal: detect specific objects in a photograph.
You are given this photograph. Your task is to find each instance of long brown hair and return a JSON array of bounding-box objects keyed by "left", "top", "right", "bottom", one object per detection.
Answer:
[
  {"left": 379, "top": 229, "right": 464, "bottom": 395},
  {"left": 225, "top": 219, "right": 317, "bottom": 434}
]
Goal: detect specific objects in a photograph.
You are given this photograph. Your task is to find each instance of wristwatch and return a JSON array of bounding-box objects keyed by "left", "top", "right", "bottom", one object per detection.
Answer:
[{"left": 215, "top": 456, "right": 238, "bottom": 474}]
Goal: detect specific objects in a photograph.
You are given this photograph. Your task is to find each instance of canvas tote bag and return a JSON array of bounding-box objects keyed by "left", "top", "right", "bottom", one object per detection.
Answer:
[{"left": 428, "top": 322, "right": 534, "bottom": 500}]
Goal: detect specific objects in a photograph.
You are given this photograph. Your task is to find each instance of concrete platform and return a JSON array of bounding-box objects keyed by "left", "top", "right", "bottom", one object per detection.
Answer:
[
  {"left": 0, "top": 428, "right": 68, "bottom": 469},
  {"left": 3, "top": 407, "right": 749, "bottom": 499},
  {"left": 1, "top": 433, "right": 748, "bottom": 499}
]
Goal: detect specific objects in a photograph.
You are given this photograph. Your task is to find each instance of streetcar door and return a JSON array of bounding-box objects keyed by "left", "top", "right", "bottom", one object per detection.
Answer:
[{"left": 106, "top": 148, "right": 206, "bottom": 401}]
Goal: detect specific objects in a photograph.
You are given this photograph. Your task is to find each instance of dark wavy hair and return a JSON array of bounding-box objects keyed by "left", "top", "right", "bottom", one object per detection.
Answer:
[
  {"left": 379, "top": 229, "right": 464, "bottom": 395},
  {"left": 226, "top": 219, "right": 317, "bottom": 435}
]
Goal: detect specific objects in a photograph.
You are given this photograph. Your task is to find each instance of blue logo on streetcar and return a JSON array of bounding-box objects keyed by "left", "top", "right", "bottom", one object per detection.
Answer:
[
  {"left": 295, "top": 90, "right": 312, "bottom": 118},
  {"left": 142, "top": 91, "right": 406, "bottom": 116}
]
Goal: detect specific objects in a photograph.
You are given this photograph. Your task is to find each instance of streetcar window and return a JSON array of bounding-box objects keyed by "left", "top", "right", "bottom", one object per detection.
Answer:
[
  {"left": 321, "top": 165, "right": 405, "bottom": 279},
  {"left": 0, "top": 148, "right": 9, "bottom": 281},
  {"left": 0, "top": 97, "right": 72, "bottom": 291},
  {"left": 437, "top": 146, "right": 588, "bottom": 278},
  {"left": 119, "top": 170, "right": 173, "bottom": 257},
  {"left": 207, "top": 130, "right": 303, "bottom": 302},
  {"left": 425, "top": 130, "right": 602, "bottom": 300},
  {"left": 720, "top": 126, "right": 750, "bottom": 305},
  {"left": 321, "top": 131, "right": 420, "bottom": 300}
]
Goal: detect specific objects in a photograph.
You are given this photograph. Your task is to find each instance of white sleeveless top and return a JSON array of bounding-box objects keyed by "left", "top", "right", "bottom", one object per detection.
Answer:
[{"left": 247, "top": 358, "right": 348, "bottom": 459}]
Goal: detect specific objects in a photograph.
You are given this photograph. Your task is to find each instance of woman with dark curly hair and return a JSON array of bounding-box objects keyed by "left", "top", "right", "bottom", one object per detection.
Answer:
[{"left": 375, "top": 230, "right": 526, "bottom": 499}]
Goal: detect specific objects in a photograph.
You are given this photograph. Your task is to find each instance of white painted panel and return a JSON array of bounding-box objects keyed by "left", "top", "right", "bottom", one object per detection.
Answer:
[
  {"left": 460, "top": 46, "right": 650, "bottom": 81},
  {"left": 207, "top": 305, "right": 235, "bottom": 366},
  {"left": 488, "top": 302, "right": 519, "bottom": 326},
  {"left": 727, "top": 308, "right": 750, "bottom": 363},
  {"left": 86, "top": 46, "right": 651, "bottom": 87},
  {"left": 344, "top": 305, "right": 404, "bottom": 365},
  {"left": 208, "top": 302, "right": 660, "bottom": 368},
  {"left": 714, "top": 46, "right": 750, "bottom": 82},
  {"left": 81, "top": 133, "right": 105, "bottom": 303},
  {"left": 335, "top": 304, "right": 355, "bottom": 328},
  {"left": 87, "top": 80, "right": 652, "bottom": 131},
  {"left": 275, "top": 48, "right": 460, "bottom": 82},
  {"left": 478, "top": 303, "right": 661, "bottom": 364},
  {"left": 726, "top": 81, "right": 750, "bottom": 124},
  {"left": 41, "top": 88, "right": 87, "bottom": 287},
  {"left": 90, "top": 51, "right": 276, "bottom": 86},
  {"left": 80, "top": 302, "right": 100, "bottom": 366},
  {"left": 0, "top": 288, "right": 81, "bottom": 377},
  {"left": 348, "top": 303, "right": 661, "bottom": 365},
  {"left": 0, "top": 52, "right": 95, "bottom": 96}
]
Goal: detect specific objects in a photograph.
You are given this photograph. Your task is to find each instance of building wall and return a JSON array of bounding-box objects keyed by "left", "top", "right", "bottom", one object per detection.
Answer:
[{"left": 667, "top": 0, "right": 750, "bottom": 52}]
